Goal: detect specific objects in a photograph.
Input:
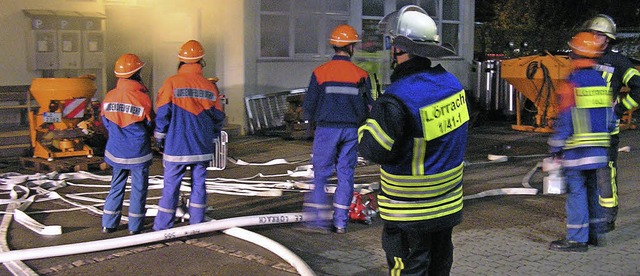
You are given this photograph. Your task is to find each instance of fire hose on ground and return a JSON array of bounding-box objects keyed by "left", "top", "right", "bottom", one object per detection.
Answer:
[{"left": 0, "top": 211, "right": 328, "bottom": 276}]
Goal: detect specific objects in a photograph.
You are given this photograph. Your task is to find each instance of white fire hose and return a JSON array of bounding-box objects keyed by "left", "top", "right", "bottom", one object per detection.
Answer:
[{"left": 0, "top": 212, "right": 328, "bottom": 276}]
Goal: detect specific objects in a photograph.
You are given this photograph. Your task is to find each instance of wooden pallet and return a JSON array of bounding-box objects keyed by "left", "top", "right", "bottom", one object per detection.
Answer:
[{"left": 19, "top": 156, "right": 108, "bottom": 172}]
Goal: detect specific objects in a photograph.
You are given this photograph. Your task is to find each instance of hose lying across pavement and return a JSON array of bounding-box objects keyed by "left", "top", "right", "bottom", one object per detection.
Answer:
[{"left": 0, "top": 211, "right": 328, "bottom": 276}]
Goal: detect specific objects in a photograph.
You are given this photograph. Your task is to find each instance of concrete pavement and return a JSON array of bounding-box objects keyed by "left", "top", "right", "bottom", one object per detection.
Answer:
[{"left": 1, "top": 122, "right": 639, "bottom": 275}]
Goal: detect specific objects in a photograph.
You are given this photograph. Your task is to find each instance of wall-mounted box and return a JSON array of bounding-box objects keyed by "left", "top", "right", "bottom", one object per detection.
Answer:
[
  {"left": 24, "top": 10, "right": 58, "bottom": 70},
  {"left": 55, "top": 11, "right": 82, "bottom": 69},
  {"left": 79, "top": 12, "right": 106, "bottom": 69}
]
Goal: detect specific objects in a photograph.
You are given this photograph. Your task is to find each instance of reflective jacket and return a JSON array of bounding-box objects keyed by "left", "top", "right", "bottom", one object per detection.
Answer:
[
  {"left": 358, "top": 57, "right": 468, "bottom": 226},
  {"left": 303, "top": 55, "right": 373, "bottom": 128},
  {"left": 154, "top": 63, "right": 225, "bottom": 163},
  {"left": 596, "top": 50, "right": 640, "bottom": 114},
  {"left": 549, "top": 59, "right": 617, "bottom": 170},
  {"left": 101, "top": 78, "right": 154, "bottom": 168}
]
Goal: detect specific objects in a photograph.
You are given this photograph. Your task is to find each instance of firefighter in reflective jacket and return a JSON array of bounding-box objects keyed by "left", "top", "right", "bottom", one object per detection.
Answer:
[
  {"left": 153, "top": 40, "right": 225, "bottom": 231},
  {"left": 301, "top": 24, "right": 373, "bottom": 234},
  {"left": 581, "top": 14, "right": 640, "bottom": 231},
  {"left": 101, "top": 53, "right": 154, "bottom": 234},
  {"left": 547, "top": 32, "right": 617, "bottom": 252},
  {"left": 358, "top": 6, "right": 468, "bottom": 275}
]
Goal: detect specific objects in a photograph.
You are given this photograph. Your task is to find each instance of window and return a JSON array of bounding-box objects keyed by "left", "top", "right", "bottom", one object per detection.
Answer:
[
  {"left": 258, "top": 0, "right": 462, "bottom": 59},
  {"left": 259, "top": 0, "right": 350, "bottom": 59},
  {"left": 363, "top": 0, "right": 461, "bottom": 57}
]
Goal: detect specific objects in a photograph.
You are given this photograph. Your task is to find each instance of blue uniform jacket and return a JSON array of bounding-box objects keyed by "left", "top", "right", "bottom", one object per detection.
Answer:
[
  {"left": 303, "top": 55, "right": 372, "bottom": 128},
  {"left": 101, "top": 78, "right": 154, "bottom": 168}
]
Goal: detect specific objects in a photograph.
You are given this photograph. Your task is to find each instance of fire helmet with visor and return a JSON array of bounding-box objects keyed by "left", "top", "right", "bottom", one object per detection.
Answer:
[
  {"left": 581, "top": 14, "right": 616, "bottom": 40},
  {"left": 178, "top": 40, "right": 205, "bottom": 63},
  {"left": 114, "top": 53, "right": 144, "bottom": 78},
  {"left": 378, "top": 5, "right": 455, "bottom": 58}
]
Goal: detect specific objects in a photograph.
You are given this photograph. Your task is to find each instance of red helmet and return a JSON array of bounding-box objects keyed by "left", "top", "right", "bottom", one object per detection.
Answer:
[
  {"left": 568, "top": 32, "right": 606, "bottom": 58},
  {"left": 329, "top": 25, "right": 361, "bottom": 47},
  {"left": 114, "top": 53, "right": 144, "bottom": 78},
  {"left": 178, "top": 40, "right": 205, "bottom": 63}
]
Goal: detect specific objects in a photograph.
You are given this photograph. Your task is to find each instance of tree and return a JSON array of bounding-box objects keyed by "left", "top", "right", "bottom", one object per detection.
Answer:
[{"left": 476, "top": 0, "right": 640, "bottom": 59}]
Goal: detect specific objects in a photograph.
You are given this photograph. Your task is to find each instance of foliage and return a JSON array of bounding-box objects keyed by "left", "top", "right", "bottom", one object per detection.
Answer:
[{"left": 475, "top": 0, "right": 640, "bottom": 59}]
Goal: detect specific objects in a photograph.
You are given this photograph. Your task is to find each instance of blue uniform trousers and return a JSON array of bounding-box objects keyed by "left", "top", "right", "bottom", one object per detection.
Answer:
[
  {"left": 153, "top": 162, "right": 209, "bottom": 230},
  {"left": 304, "top": 127, "right": 357, "bottom": 229},
  {"left": 565, "top": 168, "right": 607, "bottom": 242},
  {"left": 102, "top": 165, "right": 150, "bottom": 232}
]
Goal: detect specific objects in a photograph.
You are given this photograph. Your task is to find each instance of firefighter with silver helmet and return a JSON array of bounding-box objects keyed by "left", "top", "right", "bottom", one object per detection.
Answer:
[
  {"left": 101, "top": 53, "right": 154, "bottom": 234},
  {"left": 300, "top": 24, "right": 373, "bottom": 234},
  {"left": 153, "top": 40, "right": 225, "bottom": 231},
  {"left": 358, "top": 5, "right": 468, "bottom": 274},
  {"left": 581, "top": 14, "right": 640, "bottom": 233}
]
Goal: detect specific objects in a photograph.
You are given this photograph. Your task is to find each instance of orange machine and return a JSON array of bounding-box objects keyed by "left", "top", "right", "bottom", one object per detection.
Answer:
[
  {"left": 500, "top": 53, "right": 571, "bottom": 133},
  {"left": 28, "top": 75, "right": 98, "bottom": 161}
]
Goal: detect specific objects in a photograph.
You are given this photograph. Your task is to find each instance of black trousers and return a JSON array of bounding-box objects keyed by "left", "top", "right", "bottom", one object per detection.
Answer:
[
  {"left": 602, "top": 133, "right": 619, "bottom": 223},
  {"left": 382, "top": 222, "right": 454, "bottom": 276}
]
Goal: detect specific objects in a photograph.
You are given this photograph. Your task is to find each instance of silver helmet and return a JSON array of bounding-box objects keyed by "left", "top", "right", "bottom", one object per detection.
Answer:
[{"left": 378, "top": 5, "right": 455, "bottom": 58}]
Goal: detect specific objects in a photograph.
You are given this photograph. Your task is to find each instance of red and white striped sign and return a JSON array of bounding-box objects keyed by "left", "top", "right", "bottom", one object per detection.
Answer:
[{"left": 63, "top": 98, "right": 87, "bottom": 119}]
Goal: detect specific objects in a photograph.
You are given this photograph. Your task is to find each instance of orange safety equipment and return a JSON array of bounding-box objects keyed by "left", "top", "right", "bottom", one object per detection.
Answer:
[
  {"left": 178, "top": 40, "right": 205, "bottom": 63},
  {"left": 582, "top": 14, "right": 616, "bottom": 40},
  {"left": 568, "top": 32, "right": 606, "bottom": 58},
  {"left": 114, "top": 53, "right": 145, "bottom": 78},
  {"left": 329, "top": 25, "right": 361, "bottom": 47}
]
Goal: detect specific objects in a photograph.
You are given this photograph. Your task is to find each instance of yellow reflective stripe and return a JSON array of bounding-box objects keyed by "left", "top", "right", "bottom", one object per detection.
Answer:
[
  {"left": 391, "top": 257, "right": 404, "bottom": 276},
  {"left": 601, "top": 71, "right": 613, "bottom": 88},
  {"left": 420, "top": 90, "right": 469, "bottom": 141},
  {"left": 621, "top": 94, "right": 639, "bottom": 109},
  {"left": 412, "top": 138, "right": 426, "bottom": 175},
  {"left": 381, "top": 173, "right": 462, "bottom": 198},
  {"left": 381, "top": 163, "right": 464, "bottom": 185},
  {"left": 571, "top": 108, "right": 590, "bottom": 134},
  {"left": 599, "top": 161, "right": 619, "bottom": 207},
  {"left": 599, "top": 196, "right": 616, "bottom": 207},
  {"left": 378, "top": 186, "right": 463, "bottom": 208},
  {"left": 622, "top": 67, "right": 640, "bottom": 86},
  {"left": 378, "top": 187, "right": 463, "bottom": 221},
  {"left": 574, "top": 86, "right": 612, "bottom": 108},
  {"left": 381, "top": 163, "right": 463, "bottom": 196},
  {"left": 565, "top": 132, "right": 610, "bottom": 148},
  {"left": 611, "top": 119, "right": 620, "bottom": 135},
  {"left": 358, "top": 119, "right": 394, "bottom": 151}
]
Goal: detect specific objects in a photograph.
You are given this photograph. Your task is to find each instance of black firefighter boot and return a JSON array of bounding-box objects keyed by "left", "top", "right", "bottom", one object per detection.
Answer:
[{"left": 549, "top": 239, "right": 588, "bottom": 252}]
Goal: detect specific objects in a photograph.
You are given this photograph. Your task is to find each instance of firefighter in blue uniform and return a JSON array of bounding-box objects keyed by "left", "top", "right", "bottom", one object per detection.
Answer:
[
  {"left": 301, "top": 24, "right": 373, "bottom": 234},
  {"left": 358, "top": 6, "right": 468, "bottom": 274},
  {"left": 153, "top": 40, "right": 226, "bottom": 230},
  {"left": 101, "top": 53, "right": 154, "bottom": 234},
  {"left": 548, "top": 32, "right": 617, "bottom": 252},
  {"left": 581, "top": 14, "right": 640, "bottom": 232}
]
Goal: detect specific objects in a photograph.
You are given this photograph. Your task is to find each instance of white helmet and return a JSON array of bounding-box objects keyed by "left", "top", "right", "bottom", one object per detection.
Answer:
[
  {"left": 378, "top": 5, "right": 455, "bottom": 58},
  {"left": 582, "top": 14, "right": 616, "bottom": 40}
]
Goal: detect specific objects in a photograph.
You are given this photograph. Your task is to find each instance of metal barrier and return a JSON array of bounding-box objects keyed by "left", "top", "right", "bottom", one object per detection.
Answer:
[
  {"left": 208, "top": 131, "right": 228, "bottom": 170},
  {"left": 244, "top": 88, "right": 306, "bottom": 134}
]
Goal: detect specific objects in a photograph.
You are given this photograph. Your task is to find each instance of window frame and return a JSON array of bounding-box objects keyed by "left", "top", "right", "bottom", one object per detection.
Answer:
[{"left": 257, "top": 0, "right": 463, "bottom": 61}]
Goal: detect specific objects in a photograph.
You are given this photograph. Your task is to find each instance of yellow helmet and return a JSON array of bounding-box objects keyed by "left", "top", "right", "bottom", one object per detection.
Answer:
[
  {"left": 178, "top": 40, "right": 205, "bottom": 63},
  {"left": 582, "top": 14, "right": 616, "bottom": 40},
  {"left": 568, "top": 32, "right": 606, "bottom": 58},
  {"left": 329, "top": 25, "right": 361, "bottom": 47},
  {"left": 114, "top": 53, "right": 144, "bottom": 78}
]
